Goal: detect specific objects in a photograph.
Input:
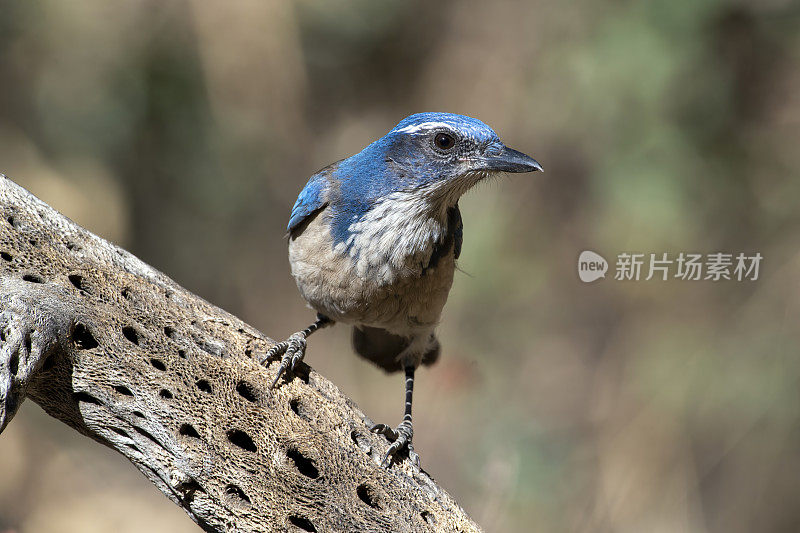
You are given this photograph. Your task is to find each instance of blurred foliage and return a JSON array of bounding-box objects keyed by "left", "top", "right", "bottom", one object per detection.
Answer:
[{"left": 1, "top": 0, "right": 799, "bottom": 531}]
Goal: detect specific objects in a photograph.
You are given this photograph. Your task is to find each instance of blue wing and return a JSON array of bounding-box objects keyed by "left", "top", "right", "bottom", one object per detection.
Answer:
[{"left": 287, "top": 166, "right": 334, "bottom": 234}]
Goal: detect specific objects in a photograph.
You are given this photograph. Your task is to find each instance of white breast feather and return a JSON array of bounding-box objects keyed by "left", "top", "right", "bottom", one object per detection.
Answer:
[{"left": 346, "top": 191, "right": 447, "bottom": 283}]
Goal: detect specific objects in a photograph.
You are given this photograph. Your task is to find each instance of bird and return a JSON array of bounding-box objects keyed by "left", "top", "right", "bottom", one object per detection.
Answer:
[{"left": 264, "top": 112, "right": 541, "bottom": 467}]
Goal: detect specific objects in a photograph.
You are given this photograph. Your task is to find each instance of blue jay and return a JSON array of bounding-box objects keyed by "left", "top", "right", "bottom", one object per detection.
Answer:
[{"left": 265, "top": 112, "right": 541, "bottom": 467}]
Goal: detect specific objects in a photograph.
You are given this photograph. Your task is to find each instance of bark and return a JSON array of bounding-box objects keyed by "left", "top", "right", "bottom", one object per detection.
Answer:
[{"left": 0, "top": 174, "right": 480, "bottom": 533}]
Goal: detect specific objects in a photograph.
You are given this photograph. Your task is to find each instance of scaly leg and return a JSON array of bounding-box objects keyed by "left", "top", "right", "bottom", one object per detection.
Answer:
[
  {"left": 261, "top": 314, "right": 332, "bottom": 390},
  {"left": 371, "top": 365, "right": 419, "bottom": 468}
]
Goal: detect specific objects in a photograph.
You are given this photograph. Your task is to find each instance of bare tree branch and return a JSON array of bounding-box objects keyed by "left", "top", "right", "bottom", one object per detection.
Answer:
[{"left": 0, "top": 174, "right": 480, "bottom": 533}]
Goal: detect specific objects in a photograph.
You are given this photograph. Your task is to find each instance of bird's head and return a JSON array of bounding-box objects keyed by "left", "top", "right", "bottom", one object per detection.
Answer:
[
  {"left": 342, "top": 112, "right": 541, "bottom": 207},
  {"left": 320, "top": 113, "right": 541, "bottom": 248}
]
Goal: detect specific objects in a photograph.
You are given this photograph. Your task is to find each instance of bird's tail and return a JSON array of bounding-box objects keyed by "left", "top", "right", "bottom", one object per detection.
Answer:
[{"left": 351, "top": 326, "right": 440, "bottom": 373}]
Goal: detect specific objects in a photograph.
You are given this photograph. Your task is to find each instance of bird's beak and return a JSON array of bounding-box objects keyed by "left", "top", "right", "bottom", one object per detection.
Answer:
[{"left": 479, "top": 145, "right": 543, "bottom": 173}]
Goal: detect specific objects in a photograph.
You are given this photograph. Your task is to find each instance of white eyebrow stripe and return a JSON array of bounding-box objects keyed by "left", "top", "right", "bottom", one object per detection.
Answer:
[{"left": 393, "top": 121, "right": 452, "bottom": 134}]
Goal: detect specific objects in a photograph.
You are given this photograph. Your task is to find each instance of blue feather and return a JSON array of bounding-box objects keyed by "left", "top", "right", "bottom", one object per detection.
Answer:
[
  {"left": 287, "top": 165, "right": 335, "bottom": 234},
  {"left": 326, "top": 137, "right": 400, "bottom": 245}
]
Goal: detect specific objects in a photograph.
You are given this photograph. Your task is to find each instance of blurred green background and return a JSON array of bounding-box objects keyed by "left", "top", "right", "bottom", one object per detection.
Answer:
[{"left": 1, "top": 0, "right": 799, "bottom": 531}]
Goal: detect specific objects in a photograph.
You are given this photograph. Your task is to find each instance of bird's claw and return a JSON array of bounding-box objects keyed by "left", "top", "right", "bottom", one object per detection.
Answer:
[
  {"left": 265, "top": 332, "right": 307, "bottom": 390},
  {"left": 371, "top": 420, "right": 418, "bottom": 468}
]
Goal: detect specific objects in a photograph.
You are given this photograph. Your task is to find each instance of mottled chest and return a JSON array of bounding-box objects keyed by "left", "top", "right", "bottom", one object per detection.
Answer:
[
  {"left": 287, "top": 201, "right": 462, "bottom": 333},
  {"left": 332, "top": 193, "right": 460, "bottom": 283}
]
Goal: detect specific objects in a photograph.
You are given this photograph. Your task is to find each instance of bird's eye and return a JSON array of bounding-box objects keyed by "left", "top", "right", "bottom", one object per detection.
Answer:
[{"left": 434, "top": 132, "right": 456, "bottom": 150}]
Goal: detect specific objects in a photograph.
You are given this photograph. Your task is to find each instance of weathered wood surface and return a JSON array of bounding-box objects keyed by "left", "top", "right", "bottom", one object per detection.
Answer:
[{"left": 0, "top": 174, "right": 480, "bottom": 533}]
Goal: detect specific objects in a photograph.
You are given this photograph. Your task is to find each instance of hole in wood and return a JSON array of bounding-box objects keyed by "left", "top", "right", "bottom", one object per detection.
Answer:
[
  {"left": 227, "top": 430, "right": 257, "bottom": 453},
  {"left": 121, "top": 326, "right": 139, "bottom": 345},
  {"left": 294, "top": 365, "right": 310, "bottom": 384},
  {"left": 23, "top": 334, "right": 31, "bottom": 354},
  {"left": 225, "top": 484, "right": 251, "bottom": 506},
  {"left": 113, "top": 385, "right": 134, "bottom": 397},
  {"left": 133, "top": 411, "right": 145, "bottom": 418},
  {"left": 350, "top": 430, "right": 362, "bottom": 446},
  {"left": 150, "top": 358, "right": 167, "bottom": 371},
  {"left": 73, "top": 391, "right": 102, "bottom": 405},
  {"left": 236, "top": 381, "right": 258, "bottom": 403},
  {"left": 286, "top": 447, "right": 319, "bottom": 479},
  {"left": 159, "top": 389, "right": 173, "bottom": 399},
  {"left": 6, "top": 215, "right": 16, "bottom": 227},
  {"left": 110, "top": 427, "right": 130, "bottom": 439},
  {"left": 0, "top": 251, "right": 11, "bottom": 261},
  {"left": 356, "top": 483, "right": 381, "bottom": 510},
  {"left": 73, "top": 323, "right": 99, "bottom": 350},
  {"left": 9, "top": 349, "right": 18, "bottom": 375},
  {"left": 177, "top": 479, "right": 203, "bottom": 500},
  {"left": 289, "top": 398, "right": 312, "bottom": 422},
  {"left": 22, "top": 273, "right": 43, "bottom": 283},
  {"left": 164, "top": 326, "right": 178, "bottom": 339},
  {"left": 177, "top": 349, "right": 187, "bottom": 358},
  {"left": 68, "top": 274, "right": 86, "bottom": 292},
  {"left": 288, "top": 516, "right": 316, "bottom": 532},
  {"left": 121, "top": 287, "right": 131, "bottom": 299},
  {"left": 179, "top": 423, "right": 201, "bottom": 439},
  {"left": 195, "top": 379, "right": 212, "bottom": 393},
  {"left": 421, "top": 510, "right": 435, "bottom": 525}
]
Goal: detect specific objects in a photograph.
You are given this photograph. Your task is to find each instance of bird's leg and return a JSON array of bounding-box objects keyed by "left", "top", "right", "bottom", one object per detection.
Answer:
[
  {"left": 371, "top": 365, "right": 419, "bottom": 468},
  {"left": 262, "top": 313, "right": 332, "bottom": 390}
]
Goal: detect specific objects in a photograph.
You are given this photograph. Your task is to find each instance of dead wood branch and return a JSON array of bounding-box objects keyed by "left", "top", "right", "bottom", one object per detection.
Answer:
[{"left": 0, "top": 174, "right": 480, "bottom": 533}]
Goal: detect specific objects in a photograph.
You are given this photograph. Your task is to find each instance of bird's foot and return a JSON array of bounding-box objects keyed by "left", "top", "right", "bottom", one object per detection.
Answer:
[
  {"left": 371, "top": 420, "right": 419, "bottom": 468},
  {"left": 260, "top": 315, "right": 332, "bottom": 391},
  {"left": 262, "top": 332, "right": 307, "bottom": 390}
]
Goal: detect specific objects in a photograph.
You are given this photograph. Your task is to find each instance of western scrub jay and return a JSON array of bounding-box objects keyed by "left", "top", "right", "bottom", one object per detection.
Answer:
[{"left": 265, "top": 112, "right": 541, "bottom": 467}]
